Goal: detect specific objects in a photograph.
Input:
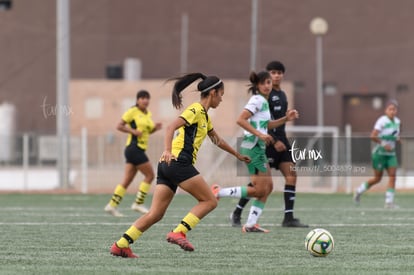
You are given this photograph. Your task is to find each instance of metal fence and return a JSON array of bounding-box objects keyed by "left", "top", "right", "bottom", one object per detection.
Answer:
[{"left": 1, "top": 127, "right": 414, "bottom": 193}]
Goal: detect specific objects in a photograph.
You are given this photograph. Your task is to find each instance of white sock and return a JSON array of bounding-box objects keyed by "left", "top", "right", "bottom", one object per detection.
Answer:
[
  {"left": 385, "top": 189, "right": 395, "bottom": 204},
  {"left": 356, "top": 182, "right": 368, "bottom": 194},
  {"left": 218, "top": 187, "right": 242, "bottom": 198},
  {"left": 245, "top": 205, "right": 263, "bottom": 227}
]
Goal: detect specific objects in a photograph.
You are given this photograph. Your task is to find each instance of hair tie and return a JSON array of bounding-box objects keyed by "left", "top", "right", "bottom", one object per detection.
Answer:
[{"left": 201, "top": 79, "right": 222, "bottom": 93}]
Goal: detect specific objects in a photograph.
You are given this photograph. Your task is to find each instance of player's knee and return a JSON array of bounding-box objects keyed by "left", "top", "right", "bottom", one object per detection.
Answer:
[
  {"left": 267, "top": 182, "right": 274, "bottom": 194},
  {"left": 207, "top": 198, "right": 218, "bottom": 210},
  {"left": 286, "top": 177, "right": 297, "bottom": 185},
  {"left": 253, "top": 186, "right": 268, "bottom": 198},
  {"left": 265, "top": 181, "right": 273, "bottom": 196}
]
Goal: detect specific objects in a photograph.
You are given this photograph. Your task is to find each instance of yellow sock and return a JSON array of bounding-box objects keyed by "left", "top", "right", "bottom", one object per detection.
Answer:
[
  {"left": 135, "top": 181, "right": 151, "bottom": 204},
  {"left": 116, "top": 226, "right": 142, "bottom": 248},
  {"left": 109, "top": 185, "right": 126, "bottom": 207},
  {"left": 173, "top": 212, "right": 200, "bottom": 234}
]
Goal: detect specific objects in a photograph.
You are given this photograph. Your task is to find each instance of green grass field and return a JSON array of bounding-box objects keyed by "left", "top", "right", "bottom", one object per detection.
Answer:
[{"left": 1, "top": 192, "right": 414, "bottom": 274}]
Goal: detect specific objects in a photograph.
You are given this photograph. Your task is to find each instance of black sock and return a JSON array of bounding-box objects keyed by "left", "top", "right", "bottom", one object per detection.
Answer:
[
  {"left": 233, "top": 182, "right": 253, "bottom": 216},
  {"left": 284, "top": 185, "right": 296, "bottom": 220}
]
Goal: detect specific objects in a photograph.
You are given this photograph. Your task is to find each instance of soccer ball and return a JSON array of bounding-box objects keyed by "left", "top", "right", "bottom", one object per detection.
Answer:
[{"left": 305, "top": 228, "right": 334, "bottom": 257}]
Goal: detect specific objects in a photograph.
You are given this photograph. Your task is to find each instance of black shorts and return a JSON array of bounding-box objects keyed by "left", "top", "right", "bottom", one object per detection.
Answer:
[
  {"left": 156, "top": 160, "right": 200, "bottom": 192},
  {"left": 266, "top": 145, "right": 294, "bottom": 170},
  {"left": 124, "top": 144, "right": 149, "bottom": 166}
]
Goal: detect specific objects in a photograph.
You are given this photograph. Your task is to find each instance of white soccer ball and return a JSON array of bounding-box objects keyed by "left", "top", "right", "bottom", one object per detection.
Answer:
[{"left": 305, "top": 228, "right": 334, "bottom": 257}]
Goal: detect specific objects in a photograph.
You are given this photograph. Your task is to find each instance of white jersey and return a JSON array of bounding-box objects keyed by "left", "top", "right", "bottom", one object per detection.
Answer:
[
  {"left": 240, "top": 94, "right": 270, "bottom": 149},
  {"left": 373, "top": 115, "right": 400, "bottom": 156}
]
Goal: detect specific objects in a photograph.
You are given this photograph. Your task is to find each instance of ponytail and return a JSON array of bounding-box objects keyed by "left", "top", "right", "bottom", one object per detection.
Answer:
[
  {"left": 248, "top": 71, "right": 270, "bottom": 95},
  {"left": 168, "top": 73, "right": 223, "bottom": 109}
]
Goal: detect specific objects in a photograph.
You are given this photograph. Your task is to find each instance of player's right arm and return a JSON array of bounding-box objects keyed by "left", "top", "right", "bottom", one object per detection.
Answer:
[
  {"left": 208, "top": 129, "right": 250, "bottom": 164},
  {"left": 116, "top": 119, "right": 142, "bottom": 137},
  {"left": 159, "top": 117, "right": 186, "bottom": 165},
  {"left": 237, "top": 109, "right": 273, "bottom": 145}
]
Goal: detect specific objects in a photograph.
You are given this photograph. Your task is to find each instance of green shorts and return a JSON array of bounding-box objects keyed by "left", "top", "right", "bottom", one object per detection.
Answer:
[
  {"left": 371, "top": 151, "right": 398, "bottom": 171},
  {"left": 240, "top": 144, "right": 268, "bottom": 175}
]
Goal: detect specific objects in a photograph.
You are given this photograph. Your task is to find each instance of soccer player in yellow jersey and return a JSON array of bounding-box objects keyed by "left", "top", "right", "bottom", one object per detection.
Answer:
[
  {"left": 110, "top": 73, "right": 250, "bottom": 258},
  {"left": 104, "top": 90, "right": 162, "bottom": 217}
]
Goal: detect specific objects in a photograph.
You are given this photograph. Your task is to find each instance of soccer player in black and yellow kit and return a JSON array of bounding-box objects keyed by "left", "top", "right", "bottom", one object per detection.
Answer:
[
  {"left": 104, "top": 90, "right": 162, "bottom": 217},
  {"left": 110, "top": 73, "right": 250, "bottom": 258}
]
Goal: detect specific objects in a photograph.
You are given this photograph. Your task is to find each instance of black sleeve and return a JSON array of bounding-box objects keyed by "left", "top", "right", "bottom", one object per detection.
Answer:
[{"left": 268, "top": 90, "right": 289, "bottom": 145}]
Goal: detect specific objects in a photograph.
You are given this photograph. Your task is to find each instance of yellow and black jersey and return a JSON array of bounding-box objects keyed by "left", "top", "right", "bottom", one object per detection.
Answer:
[
  {"left": 172, "top": 102, "right": 213, "bottom": 164},
  {"left": 122, "top": 106, "right": 155, "bottom": 150}
]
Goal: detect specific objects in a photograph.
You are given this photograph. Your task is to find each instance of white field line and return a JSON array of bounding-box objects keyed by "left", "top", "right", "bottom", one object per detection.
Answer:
[
  {"left": 1, "top": 207, "right": 414, "bottom": 212},
  {"left": 2, "top": 213, "right": 414, "bottom": 221},
  {"left": 1, "top": 222, "right": 414, "bottom": 227},
  {"left": 1, "top": 207, "right": 414, "bottom": 226}
]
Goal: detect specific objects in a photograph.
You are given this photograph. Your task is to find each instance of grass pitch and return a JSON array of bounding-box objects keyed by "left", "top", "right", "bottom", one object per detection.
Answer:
[{"left": 1, "top": 192, "right": 414, "bottom": 274}]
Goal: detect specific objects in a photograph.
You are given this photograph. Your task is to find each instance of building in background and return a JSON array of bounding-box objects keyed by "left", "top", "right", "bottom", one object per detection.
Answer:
[{"left": 0, "top": 0, "right": 413, "bottom": 135}]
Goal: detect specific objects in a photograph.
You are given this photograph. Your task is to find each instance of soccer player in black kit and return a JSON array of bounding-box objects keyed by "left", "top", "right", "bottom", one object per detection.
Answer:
[{"left": 230, "top": 61, "right": 308, "bottom": 228}]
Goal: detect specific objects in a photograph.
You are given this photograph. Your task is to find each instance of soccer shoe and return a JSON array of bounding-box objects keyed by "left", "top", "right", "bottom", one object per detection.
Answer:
[
  {"left": 131, "top": 203, "right": 149, "bottom": 214},
  {"left": 211, "top": 184, "right": 221, "bottom": 200},
  {"left": 110, "top": 242, "right": 139, "bottom": 258},
  {"left": 242, "top": 224, "right": 270, "bottom": 233},
  {"left": 384, "top": 202, "right": 400, "bottom": 209},
  {"left": 229, "top": 212, "right": 242, "bottom": 227},
  {"left": 281, "top": 218, "right": 309, "bottom": 228},
  {"left": 166, "top": 231, "right": 195, "bottom": 251},
  {"left": 104, "top": 204, "right": 124, "bottom": 217},
  {"left": 353, "top": 191, "right": 361, "bottom": 204}
]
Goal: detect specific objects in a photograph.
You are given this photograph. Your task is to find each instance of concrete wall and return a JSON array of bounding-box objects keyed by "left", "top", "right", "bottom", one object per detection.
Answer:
[
  {"left": 69, "top": 79, "right": 294, "bottom": 137},
  {"left": 1, "top": 0, "right": 413, "bottom": 135}
]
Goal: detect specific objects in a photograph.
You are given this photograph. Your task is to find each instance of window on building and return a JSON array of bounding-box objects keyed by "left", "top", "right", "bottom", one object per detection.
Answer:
[
  {"left": 85, "top": 97, "right": 103, "bottom": 119},
  {"left": 121, "top": 98, "right": 134, "bottom": 114},
  {"left": 396, "top": 84, "right": 409, "bottom": 94},
  {"left": 324, "top": 82, "right": 337, "bottom": 96},
  {"left": 294, "top": 81, "right": 305, "bottom": 94},
  {"left": 0, "top": 0, "right": 12, "bottom": 11},
  {"left": 158, "top": 98, "right": 175, "bottom": 119}
]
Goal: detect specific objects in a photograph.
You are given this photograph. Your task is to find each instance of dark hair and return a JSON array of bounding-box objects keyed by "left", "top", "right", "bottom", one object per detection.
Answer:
[
  {"left": 168, "top": 73, "right": 223, "bottom": 109},
  {"left": 248, "top": 71, "right": 271, "bottom": 95},
  {"left": 386, "top": 99, "right": 398, "bottom": 108},
  {"left": 266, "top": 60, "right": 285, "bottom": 73},
  {"left": 136, "top": 90, "right": 150, "bottom": 99}
]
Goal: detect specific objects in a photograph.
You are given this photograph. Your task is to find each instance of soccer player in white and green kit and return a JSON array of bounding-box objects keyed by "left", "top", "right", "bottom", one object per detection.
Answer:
[
  {"left": 212, "top": 71, "right": 299, "bottom": 232},
  {"left": 353, "top": 100, "right": 401, "bottom": 208}
]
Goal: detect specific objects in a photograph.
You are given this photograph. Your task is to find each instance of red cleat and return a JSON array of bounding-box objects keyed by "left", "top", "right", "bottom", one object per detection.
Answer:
[
  {"left": 166, "top": 231, "right": 194, "bottom": 251},
  {"left": 110, "top": 242, "right": 139, "bottom": 258},
  {"left": 242, "top": 224, "right": 270, "bottom": 233},
  {"left": 211, "top": 184, "right": 221, "bottom": 200}
]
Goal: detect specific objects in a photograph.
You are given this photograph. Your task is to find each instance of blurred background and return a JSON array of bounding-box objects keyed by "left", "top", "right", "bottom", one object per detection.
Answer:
[{"left": 0, "top": 0, "right": 413, "bottom": 193}]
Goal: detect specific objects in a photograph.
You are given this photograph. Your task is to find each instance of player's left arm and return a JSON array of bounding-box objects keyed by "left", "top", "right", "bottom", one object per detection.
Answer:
[
  {"left": 208, "top": 129, "right": 250, "bottom": 163},
  {"left": 268, "top": 109, "right": 299, "bottom": 129},
  {"left": 117, "top": 119, "right": 143, "bottom": 137},
  {"left": 150, "top": 122, "right": 162, "bottom": 134},
  {"left": 397, "top": 122, "right": 402, "bottom": 144},
  {"left": 370, "top": 129, "right": 381, "bottom": 144}
]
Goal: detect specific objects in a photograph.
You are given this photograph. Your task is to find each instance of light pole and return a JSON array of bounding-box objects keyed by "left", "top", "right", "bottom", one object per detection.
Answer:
[
  {"left": 310, "top": 17, "right": 328, "bottom": 128},
  {"left": 57, "top": 0, "right": 71, "bottom": 188},
  {"left": 180, "top": 13, "right": 188, "bottom": 74},
  {"left": 250, "top": 0, "right": 258, "bottom": 71}
]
